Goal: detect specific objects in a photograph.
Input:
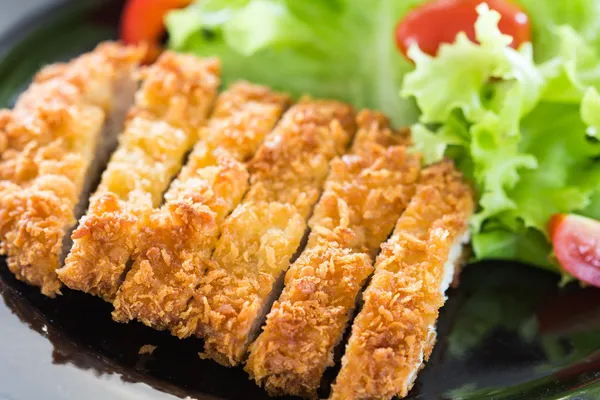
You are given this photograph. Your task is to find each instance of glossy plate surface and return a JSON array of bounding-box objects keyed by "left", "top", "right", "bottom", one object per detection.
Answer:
[{"left": 1, "top": 1, "right": 600, "bottom": 399}]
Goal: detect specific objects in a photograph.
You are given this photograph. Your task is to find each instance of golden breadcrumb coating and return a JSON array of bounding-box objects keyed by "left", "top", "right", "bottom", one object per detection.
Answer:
[
  {"left": 246, "top": 244, "right": 372, "bottom": 398},
  {"left": 57, "top": 52, "right": 220, "bottom": 300},
  {"left": 245, "top": 99, "right": 356, "bottom": 218},
  {"left": 0, "top": 43, "right": 142, "bottom": 296},
  {"left": 111, "top": 83, "right": 290, "bottom": 329},
  {"left": 177, "top": 201, "right": 306, "bottom": 363},
  {"left": 130, "top": 52, "right": 220, "bottom": 132},
  {"left": 175, "top": 100, "right": 356, "bottom": 366},
  {"left": 31, "top": 42, "right": 143, "bottom": 113},
  {"left": 245, "top": 110, "right": 421, "bottom": 397},
  {"left": 201, "top": 81, "right": 291, "bottom": 162},
  {"left": 330, "top": 161, "right": 474, "bottom": 400},
  {"left": 111, "top": 153, "right": 247, "bottom": 329},
  {"left": 307, "top": 110, "right": 417, "bottom": 258}
]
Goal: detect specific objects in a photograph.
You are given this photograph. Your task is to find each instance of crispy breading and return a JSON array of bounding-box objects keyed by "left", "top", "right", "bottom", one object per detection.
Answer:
[
  {"left": 201, "top": 81, "right": 292, "bottom": 162},
  {"left": 307, "top": 110, "right": 417, "bottom": 258},
  {"left": 57, "top": 52, "right": 220, "bottom": 300},
  {"left": 0, "top": 43, "right": 142, "bottom": 296},
  {"left": 245, "top": 110, "right": 421, "bottom": 397},
  {"left": 245, "top": 99, "right": 356, "bottom": 218},
  {"left": 111, "top": 153, "right": 247, "bottom": 329},
  {"left": 178, "top": 201, "right": 306, "bottom": 364},
  {"left": 31, "top": 42, "right": 143, "bottom": 112},
  {"left": 129, "top": 52, "right": 220, "bottom": 131},
  {"left": 329, "top": 161, "right": 474, "bottom": 400},
  {"left": 111, "top": 84, "right": 290, "bottom": 329},
  {"left": 246, "top": 244, "right": 372, "bottom": 398},
  {"left": 175, "top": 101, "right": 356, "bottom": 366}
]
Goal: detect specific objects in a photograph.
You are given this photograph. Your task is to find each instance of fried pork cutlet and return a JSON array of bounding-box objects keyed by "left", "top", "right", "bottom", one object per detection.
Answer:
[
  {"left": 245, "top": 111, "right": 421, "bottom": 397},
  {"left": 0, "top": 43, "right": 142, "bottom": 296},
  {"left": 306, "top": 111, "right": 415, "bottom": 258},
  {"left": 329, "top": 161, "right": 474, "bottom": 400},
  {"left": 171, "top": 100, "right": 356, "bottom": 367},
  {"left": 111, "top": 84, "right": 291, "bottom": 330},
  {"left": 57, "top": 52, "right": 220, "bottom": 301}
]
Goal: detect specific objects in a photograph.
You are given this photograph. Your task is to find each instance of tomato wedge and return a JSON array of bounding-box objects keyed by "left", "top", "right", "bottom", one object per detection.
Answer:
[
  {"left": 550, "top": 214, "right": 600, "bottom": 287},
  {"left": 395, "top": 0, "right": 531, "bottom": 59},
  {"left": 120, "top": 0, "right": 192, "bottom": 62}
]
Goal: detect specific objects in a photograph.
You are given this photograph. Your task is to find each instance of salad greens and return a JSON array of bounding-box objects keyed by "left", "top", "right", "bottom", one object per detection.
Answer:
[
  {"left": 403, "top": 4, "right": 600, "bottom": 275},
  {"left": 166, "top": 0, "right": 424, "bottom": 125},
  {"left": 167, "top": 0, "right": 600, "bottom": 278}
]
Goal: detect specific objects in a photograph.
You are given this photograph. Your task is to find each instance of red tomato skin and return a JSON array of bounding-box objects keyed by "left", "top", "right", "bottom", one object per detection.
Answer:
[
  {"left": 120, "top": 0, "right": 193, "bottom": 63},
  {"left": 549, "top": 214, "right": 566, "bottom": 241},
  {"left": 395, "top": 0, "right": 531, "bottom": 59},
  {"left": 120, "top": 0, "right": 192, "bottom": 44},
  {"left": 550, "top": 214, "right": 600, "bottom": 287}
]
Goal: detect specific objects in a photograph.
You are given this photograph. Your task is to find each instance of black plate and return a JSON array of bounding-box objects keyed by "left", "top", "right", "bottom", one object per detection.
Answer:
[{"left": 1, "top": 1, "right": 600, "bottom": 399}]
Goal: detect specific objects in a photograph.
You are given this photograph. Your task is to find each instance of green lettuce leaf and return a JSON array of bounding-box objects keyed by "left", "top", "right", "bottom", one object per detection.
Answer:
[
  {"left": 516, "top": 0, "right": 600, "bottom": 63},
  {"left": 580, "top": 89, "right": 600, "bottom": 221},
  {"left": 166, "top": 0, "right": 600, "bottom": 277},
  {"left": 501, "top": 103, "right": 600, "bottom": 234},
  {"left": 402, "top": 4, "right": 600, "bottom": 272},
  {"left": 402, "top": 5, "right": 542, "bottom": 231},
  {"left": 471, "top": 227, "right": 554, "bottom": 271},
  {"left": 539, "top": 26, "right": 600, "bottom": 103},
  {"left": 583, "top": 191, "right": 600, "bottom": 220},
  {"left": 582, "top": 87, "right": 600, "bottom": 137},
  {"left": 167, "top": 0, "right": 427, "bottom": 125}
]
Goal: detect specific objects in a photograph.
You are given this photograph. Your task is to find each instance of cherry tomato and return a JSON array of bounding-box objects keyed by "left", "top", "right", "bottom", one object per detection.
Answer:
[
  {"left": 120, "top": 0, "right": 192, "bottom": 62},
  {"left": 550, "top": 214, "right": 600, "bottom": 287},
  {"left": 395, "top": 0, "right": 531, "bottom": 59}
]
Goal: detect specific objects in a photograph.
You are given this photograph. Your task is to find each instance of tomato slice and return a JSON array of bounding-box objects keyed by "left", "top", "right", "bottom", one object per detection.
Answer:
[
  {"left": 395, "top": 0, "right": 531, "bottom": 59},
  {"left": 550, "top": 214, "right": 600, "bottom": 287},
  {"left": 120, "top": 0, "right": 192, "bottom": 62}
]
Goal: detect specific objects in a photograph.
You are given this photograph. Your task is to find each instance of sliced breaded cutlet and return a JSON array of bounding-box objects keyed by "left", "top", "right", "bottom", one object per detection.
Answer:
[
  {"left": 111, "top": 83, "right": 291, "bottom": 330},
  {"left": 171, "top": 100, "right": 356, "bottom": 367},
  {"left": 305, "top": 111, "right": 416, "bottom": 257},
  {"left": 245, "top": 111, "right": 421, "bottom": 397},
  {"left": 0, "top": 43, "right": 142, "bottom": 296},
  {"left": 57, "top": 52, "right": 220, "bottom": 301},
  {"left": 329, "top": 161, "right": 474, "bottom": 400}
]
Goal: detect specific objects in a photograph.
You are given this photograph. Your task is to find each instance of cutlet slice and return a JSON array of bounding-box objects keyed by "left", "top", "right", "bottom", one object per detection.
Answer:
[
  {"left": 243, "top": 100, "right": 356, "bottom": 217},
  {"left": 329, "top": 161, "right": 474, "bottom": 400},
  {"left": 306, "top": 111, "right": 415, "bottom": 257},
  {"left": 172, "top": 100, "right": 356, "bottom": 366},
  {"left": 247, "top": 244, "right": 372, "bottom": 398},
  {"left": 57, "top": 52, "right": 220, "bottom": 301},
  {"left": 111, "top": 83, "right": 291, "bottom": 330},
  {"left": 180, "top": 200, "right": 307, "bottom": 362},
  {"left": 0, "top": 43, "right": 142, "bottom": 296},
  {"left": 245, "top": 111, "right": 421, "bottom": 397}
]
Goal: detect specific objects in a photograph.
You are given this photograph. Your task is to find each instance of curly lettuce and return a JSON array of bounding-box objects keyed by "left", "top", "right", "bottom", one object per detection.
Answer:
[
  {"left": 167, "top": 0, "right": 426, "bottom": 125},
  {"left": 402, "top": 4, "right": 600, "bottom": 274},
  {"left": 166, "top": 0, "right": 600, "bottom": 277}
]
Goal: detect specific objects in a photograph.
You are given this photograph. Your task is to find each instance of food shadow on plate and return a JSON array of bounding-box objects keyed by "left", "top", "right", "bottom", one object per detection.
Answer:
[
  {"left": 4, "top": 258, "right": 600, "bottom": 400},
  {"left": 421, "top": 262, "right": 600, "bottom": 399},
  {"left": 0, "top": 263, "right": 294, "bottom": 400},
  {"left": 1, "top": 1, "right": 600, "bottom": 399}
]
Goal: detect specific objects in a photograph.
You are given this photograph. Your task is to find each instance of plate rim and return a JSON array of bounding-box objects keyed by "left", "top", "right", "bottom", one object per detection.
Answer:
[
  {"left": 0, "top": 0, "right": 80, "bottom": 59},
  {"left": 1, "top": 2, "right": 600, "bottom": 400}
]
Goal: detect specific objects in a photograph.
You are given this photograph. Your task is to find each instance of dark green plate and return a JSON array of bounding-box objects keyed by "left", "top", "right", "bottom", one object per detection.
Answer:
[{"left": 1, "top": 1, "right": 600, "bottom": 399}]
